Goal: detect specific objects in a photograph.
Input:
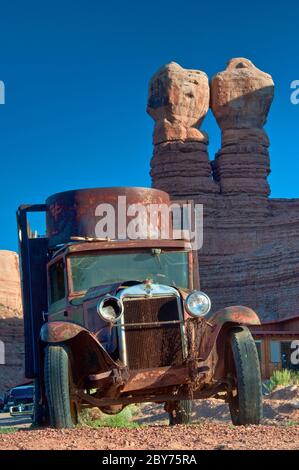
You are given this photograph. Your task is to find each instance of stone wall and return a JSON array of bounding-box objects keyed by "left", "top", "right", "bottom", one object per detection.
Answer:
[{"left": 148, "top": 58, "right": 299, "bottom": 321}]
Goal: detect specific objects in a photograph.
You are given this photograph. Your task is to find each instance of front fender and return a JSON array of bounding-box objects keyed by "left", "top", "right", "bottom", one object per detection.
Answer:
[
  {"left": 205, "top": 305, "right": 261, "bottom": 328},
  {"left": 40, "top": 321, "right": 88, "bottom": 343},
  {"left": 198, "top": 306, "right": 260, "bottom": 362},
  {"left": 40, "top": 321, "right": 117, "bottom": 371}
]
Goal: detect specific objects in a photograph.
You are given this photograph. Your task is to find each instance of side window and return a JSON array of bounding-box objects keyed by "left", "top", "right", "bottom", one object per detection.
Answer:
[
  {"left": 270, "top": 341, "right": 281, "bottom": 364},
  {"left": 49, "top": 259, "right": 65, "bottom": 303}
]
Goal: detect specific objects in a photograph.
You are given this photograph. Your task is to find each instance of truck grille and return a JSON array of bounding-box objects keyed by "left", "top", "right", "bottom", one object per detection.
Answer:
[{"left": 123, "top": 296, "right": 184, "bottom": 369}]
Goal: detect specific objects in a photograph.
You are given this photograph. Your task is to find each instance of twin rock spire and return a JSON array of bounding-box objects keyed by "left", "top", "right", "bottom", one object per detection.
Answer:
[{"left": 147, "top": 58, "right": 274, "bottom": 198}]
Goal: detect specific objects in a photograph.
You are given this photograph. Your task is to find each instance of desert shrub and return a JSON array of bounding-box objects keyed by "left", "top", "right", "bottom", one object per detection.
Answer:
[
  {"left": 0, "top": 427, "right": 15, "bottom": 434},
  {"left": 79, "top": 405, "right": 139, "bottom": 428},
  {"left": 267, "top": 369, "right": 299, "bottom": 393}
]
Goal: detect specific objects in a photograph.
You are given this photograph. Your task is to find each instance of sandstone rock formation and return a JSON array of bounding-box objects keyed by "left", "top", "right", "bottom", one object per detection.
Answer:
[
  {"left": 210, "top": 58, "right": 274, "bottom": 196},
  {"left": 0, "top": 250, "right": 22, "bottom": 312},
  {"left": 0, "top": 310, "right": 24, "bottom": 391},
  {"left": 0, "top": 251, "right": 24, "bottom": 391},
  {"left": 148, "top": 58, "right": 299, "bottom": 321},
  {"left": 148, "top": 62, "right": 219, "bottom": 195}
]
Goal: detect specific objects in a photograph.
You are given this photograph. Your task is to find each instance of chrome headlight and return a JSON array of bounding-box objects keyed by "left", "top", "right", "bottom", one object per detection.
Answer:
[
  {"left": 185, "top": 291, "right": 211, "bottom": 317},
  {"left": 97, "top": 296, "right": 124, "bottom": 323}
]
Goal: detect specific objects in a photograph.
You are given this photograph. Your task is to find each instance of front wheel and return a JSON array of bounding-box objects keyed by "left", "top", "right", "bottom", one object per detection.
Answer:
[
  {"left": 227, "top": 327, "right": 262, "bottom": 425},
  {"left": 44, "top": 345, "right": 79, "bottom": 429},
  {"left": 168, "top": 400, "right": 193, "bottom": 425}
]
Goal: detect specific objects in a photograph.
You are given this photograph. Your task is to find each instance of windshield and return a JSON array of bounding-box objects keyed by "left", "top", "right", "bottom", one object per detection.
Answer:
[{"left": 69, "top": 250, "right": 189, "bottom": 293}]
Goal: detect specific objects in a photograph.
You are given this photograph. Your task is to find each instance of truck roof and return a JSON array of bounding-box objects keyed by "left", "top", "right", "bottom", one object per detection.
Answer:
[{"left": 51, "top": 238, "right": 193, "bottom": 259}]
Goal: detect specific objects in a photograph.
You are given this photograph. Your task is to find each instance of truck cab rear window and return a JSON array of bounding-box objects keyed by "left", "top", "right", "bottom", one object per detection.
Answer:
[{"left": 49, "top": 260, "right": 65, "bottom": 303}]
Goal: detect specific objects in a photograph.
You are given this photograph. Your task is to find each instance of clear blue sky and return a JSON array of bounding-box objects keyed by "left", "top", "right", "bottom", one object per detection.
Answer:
[{"left": 0, "top": 1, "right": 298, "bottom": 251}]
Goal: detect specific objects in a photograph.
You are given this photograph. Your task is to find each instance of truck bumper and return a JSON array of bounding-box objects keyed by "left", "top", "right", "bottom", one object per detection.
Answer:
[{"left": 87, "top": 363, "right": 205, "bottom": 393}]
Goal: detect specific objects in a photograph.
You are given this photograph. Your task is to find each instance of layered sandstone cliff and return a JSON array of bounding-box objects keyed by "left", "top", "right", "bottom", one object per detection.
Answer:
[
  {"left": 0, "top": 251, "right": 24, "bottom": 391},
  {"left": 148, "top": 58, "right": 299, "bottom": 321},
  {"left": 0, "top": 251, "right": 22, "bottom": 313}
]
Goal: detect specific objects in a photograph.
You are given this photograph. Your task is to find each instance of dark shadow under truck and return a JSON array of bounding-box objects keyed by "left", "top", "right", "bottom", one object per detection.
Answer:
[{"left": 17, "top": 187, "right": 262, "bottom": 428}]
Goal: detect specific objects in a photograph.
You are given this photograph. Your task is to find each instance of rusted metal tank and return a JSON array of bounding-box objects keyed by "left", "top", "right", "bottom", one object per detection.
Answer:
[{"left": 46, "top": 187, "right": 171, "bottom": 248}]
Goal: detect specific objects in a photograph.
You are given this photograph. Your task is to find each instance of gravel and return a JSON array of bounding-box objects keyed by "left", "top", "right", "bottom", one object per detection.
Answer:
[
  {"left": 2, "top": 386, "right": 299, "bottom": 450},
  {"left": 1, "top": 422, "right": 299, "bottom": 450}
]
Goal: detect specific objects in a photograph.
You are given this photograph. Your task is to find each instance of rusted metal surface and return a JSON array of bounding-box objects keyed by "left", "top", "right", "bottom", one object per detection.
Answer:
[
  {"left": 86, "top": 363, "right": 203, "bottom": 397},
  {"left": 118, "top": 320, "right": 184, "bottom": 327},
  {"left": 192, "top": 248, "right": 200, "bottom": 290},
  {"left": 40, "top": 298, "right": 261, "bottom": 405},
  {"left": 123, "top": 296, "right": 183, "bottom": 369},
  {"left": 177, "top": 287, "right": 190, "bottom": 320},
  {"left": 75, "top": 381, "right": 227, "bottom": 408},
  {"left": 64, "top": 239, "right": 192, "bottom": 255},
  {"left": 40, "top": 321, "right": 89, "bottom": 343},
  {"left": 46, "top": 187, "right": 172, "bottom": 248},
  {"left": 40, "top": 321, "right": 118, "bottom": 376},
  {"left": 88, "top": 368, "right": 130, "bottom": 389},
  {"left": 205, "top": 305, "right": 261, "bottom": 327},
  {"left": 121, "top": 365, "right": 193, "bottom": 393},
  {"left": 41, "top": 304, "right": 260, "bottom": 400},
  {"left": 197, "top": 306, "right": 260, "bottom": 362}
]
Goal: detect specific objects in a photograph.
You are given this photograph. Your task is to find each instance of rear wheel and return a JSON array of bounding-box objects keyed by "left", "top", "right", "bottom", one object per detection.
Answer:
[
  {"left": 228, "top": 327, "right": 262, "bottom": 425},
  {"left": 44, "top": 345, "right": 78, "bottom": 429},
  {"left": 169, "top": 400, "right": 193, "bottom": 425}
]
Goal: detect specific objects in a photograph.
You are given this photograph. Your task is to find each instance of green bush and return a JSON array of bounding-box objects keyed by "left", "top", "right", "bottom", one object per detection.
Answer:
[
  {"left": 267, "top": 369, "right": 299, "bottom": 393},
  {"left": 80, "top": 405, "right": 139, "bottom": 428},
  {"left": 0, "top": 427, "right": 16, "bottom": 434}
]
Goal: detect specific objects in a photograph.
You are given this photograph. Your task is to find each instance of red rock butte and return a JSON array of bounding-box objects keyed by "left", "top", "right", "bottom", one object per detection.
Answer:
[
  {"left": 148, "top": 58, "right": 299, "bottom": 321},
  {"left": 0, "top": 250, "right": 22, "bottom": 313},
  {"left": 0, "top": 251, "right": 23, "bottom": 391}
]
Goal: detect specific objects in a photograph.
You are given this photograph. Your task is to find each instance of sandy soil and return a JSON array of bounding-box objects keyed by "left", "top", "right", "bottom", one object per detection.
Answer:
[
  {"left": 136, "top": 385, "right": 299, "bottom": 426},
  {"left": 1, "top": 422, "right": 299, "bottom": 450},
  {"left": 1, "top": 386, "right": 299, "bottom": 450}
]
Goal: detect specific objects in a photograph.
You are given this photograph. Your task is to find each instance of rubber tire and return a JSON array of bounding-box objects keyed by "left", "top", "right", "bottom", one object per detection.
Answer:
[
  {"left": 169, "top": 400, "right": 193, "bottom": 425},
  {"left": 44, "top": 345, "right": 77, "bottom": 429},
  {"left": 228, "top": 327, "right": 263, "bottom": 425}
]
